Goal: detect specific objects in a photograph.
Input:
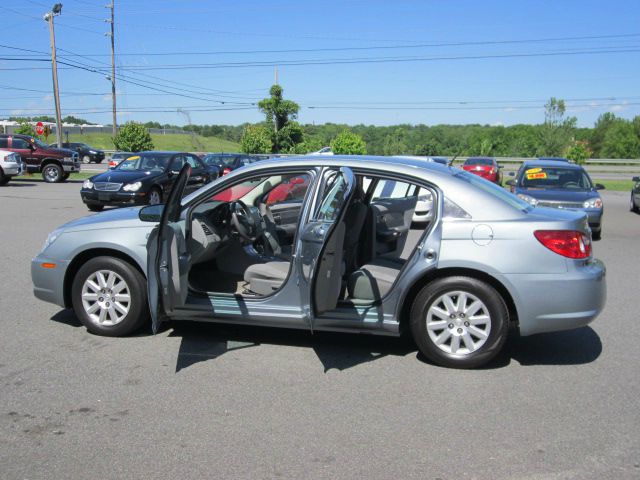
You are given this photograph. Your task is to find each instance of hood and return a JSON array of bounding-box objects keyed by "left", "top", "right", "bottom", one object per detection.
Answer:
[
  {"left": 60, "top": 206, "right": 151, "bottom": 232},
  {"left": 90, "top": 170, "right": 160, "bottom": 183},
  {"left": 516, "top": 187, "right": 599, "bottom": 202}
]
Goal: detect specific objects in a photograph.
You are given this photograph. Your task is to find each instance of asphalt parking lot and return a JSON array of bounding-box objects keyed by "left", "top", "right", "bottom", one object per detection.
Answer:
[{"left": 1, "top": 179, "right": 639, "bottom": 480}]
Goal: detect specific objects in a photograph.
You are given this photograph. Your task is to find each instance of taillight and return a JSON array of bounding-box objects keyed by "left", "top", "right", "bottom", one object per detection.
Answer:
[
  {"left": 534, "top": 230, "right": 591, "bottom": 259},
  {"left": 222, "top": 167, "right": 231, "bottom": 175}
]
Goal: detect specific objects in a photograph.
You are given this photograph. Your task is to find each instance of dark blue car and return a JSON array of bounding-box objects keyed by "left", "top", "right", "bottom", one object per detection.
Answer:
[{"left": 506, "top": 160, "right": 605, "bottom": 239}]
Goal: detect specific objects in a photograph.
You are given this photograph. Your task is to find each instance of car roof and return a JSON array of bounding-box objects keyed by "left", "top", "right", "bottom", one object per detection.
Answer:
[
  {"left": 537, "top": 157, "right": 569, "bottom": 162},
  {"left": 521, "top": 160, "right": 583, "bottom": 170}
]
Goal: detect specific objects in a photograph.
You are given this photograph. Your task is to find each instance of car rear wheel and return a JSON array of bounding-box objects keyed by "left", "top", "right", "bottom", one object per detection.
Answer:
[
  {"left": 148, "top": 187, "right": 162, "bottom": 205},
  {"left": 71, "top": 256, "right": 149, "bottom": 336},
  {"left": 42, "top": 163, "right": 63, "bottom": 183},
  {"left": 0, "top": 168, "right": 8, "bottom": 185},
  {"left": 410, "top": 276, "right": 509, "bottom": 368},
  {"left": 82, "top": 155, "right": 91, "bottom": 164},
  {"left": 87, "top": 204, "right": 104, "bottom": 212}
]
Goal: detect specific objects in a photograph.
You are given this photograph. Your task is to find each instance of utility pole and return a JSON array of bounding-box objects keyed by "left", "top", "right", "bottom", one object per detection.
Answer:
[
  {"left": 44, "top": 3, "right": 63, "bottom": 148},
  {"left": 106, "top": 1, "right": 117, "bottom": 138},
  {"left": 274, "top": 66, "right": 279, "bottom": 85}
]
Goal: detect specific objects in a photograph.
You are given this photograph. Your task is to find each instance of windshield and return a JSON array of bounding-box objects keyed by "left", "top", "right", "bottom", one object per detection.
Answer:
[
  {"left": 465, "top": 158, "right": 493, "bottom": 166},
  {"left": 115, "top": 154, "right": 170, "bottom": 172},
  {"left": 519, "top": 166, "right": 593, "bottom": 190},
  {"left": 455, "top": 170, "right": 531, "bottom": 212},
  {"left": 203, "top": 155, "right": 238, "bottom": 167}
]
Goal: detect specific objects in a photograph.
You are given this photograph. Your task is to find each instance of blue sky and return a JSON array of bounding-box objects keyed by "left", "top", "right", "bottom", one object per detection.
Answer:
[{"left": 1, "top": 0, "right": 639, "bottom": 127}]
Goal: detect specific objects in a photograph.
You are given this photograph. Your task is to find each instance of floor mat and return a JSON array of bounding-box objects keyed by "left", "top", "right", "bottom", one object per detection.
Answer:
[{"left": 189, "top": 269, "right": 248, "bottom": 294}]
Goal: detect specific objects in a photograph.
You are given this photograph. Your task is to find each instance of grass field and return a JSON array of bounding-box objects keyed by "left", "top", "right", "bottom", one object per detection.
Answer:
[{"left": 50, "top": 132, "right": 240, "bottom": 152}]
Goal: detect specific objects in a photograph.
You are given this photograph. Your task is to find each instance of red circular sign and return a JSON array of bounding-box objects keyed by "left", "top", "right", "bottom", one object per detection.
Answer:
[{"left": 35, "top": 121, "right": 44, "bottom": 136}]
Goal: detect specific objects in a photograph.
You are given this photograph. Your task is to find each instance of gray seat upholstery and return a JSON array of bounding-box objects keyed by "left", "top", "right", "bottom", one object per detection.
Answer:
[
  {"left": 244, "top": 260, "right": 290, "bottom": 296},
  {"left": 347, "top": 257, "right": 404, "bottom": 302}
]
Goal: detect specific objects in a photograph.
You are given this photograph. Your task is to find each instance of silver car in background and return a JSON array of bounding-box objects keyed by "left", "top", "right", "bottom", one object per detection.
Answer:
[{"left": 32, "top": 156, "right": 606, "bottom": 368}]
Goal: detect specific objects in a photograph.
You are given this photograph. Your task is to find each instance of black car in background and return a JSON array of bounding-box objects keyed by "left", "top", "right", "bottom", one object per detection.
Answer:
[
  {"left": 80, "top": 151, "right": 217, "bottom": 211},
  {"left": 631, "top": 176, "right": 640, "bottom": 213},
  {"left": 52, "top": 142, "right": 105, "bottom": 163},
  {"left": 202, "top": 152, "right": 268, "bottom": 176}
]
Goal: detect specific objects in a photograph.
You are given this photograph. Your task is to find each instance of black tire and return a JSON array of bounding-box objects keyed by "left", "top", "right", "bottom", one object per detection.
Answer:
[
  {"left": 87, "top": 204, "right": 104, "bottom": 212},
  {"left": 592, "top": 230, "right": 601, "bottom": 241},
  {"left": 148, "top": 186, "right": 162, "bottom": 205},
  {"left": 410, "top": 276, "right": 509, "bottom": 368},
  {"left": 631, "top": 193, "right": 639, "bottom": 213},
  {"left": 42, "top": 163, "right": 63, "bottom": 183},
  {"left": 0, "top": 168, "right": 8, "bottom": 186},
  {"left": 82, "top": 155, "right": 91, "bottom": 164},
  {"left": 62, "top": 172, "right": 70, "bottom": 181},
  {"left": 71, "top": 256, "right": 149, "bottom": 337}
]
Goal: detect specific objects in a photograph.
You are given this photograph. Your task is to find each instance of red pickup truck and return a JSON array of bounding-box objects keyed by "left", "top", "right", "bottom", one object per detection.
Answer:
[{"left": 0, "top": 134, "right": 81, "bottom": 183}]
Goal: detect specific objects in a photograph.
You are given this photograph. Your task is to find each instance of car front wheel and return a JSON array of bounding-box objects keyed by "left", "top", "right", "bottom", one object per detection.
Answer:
[
  {"left": 82, "top": 155, "right": 91, "bottom": 164},
  {"left": 410, "top": 276, "right": 509, "bottom": 368},
  {"left": 148, "top": 187, "right": 162, "bottom": 205},
  {"left": 631, "top": 193, "right": 639, "bottom": 213},
  {"left": 71, "top": 256, "right": 149, "bottom": 336},
  {"left": 42, "top": 163, "right": 63, "bottom": 183}
]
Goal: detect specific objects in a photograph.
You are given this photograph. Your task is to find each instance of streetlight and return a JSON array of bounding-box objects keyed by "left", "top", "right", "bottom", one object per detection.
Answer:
[{"left": 44, "top": 3, "right": 63, "bottom": 148}]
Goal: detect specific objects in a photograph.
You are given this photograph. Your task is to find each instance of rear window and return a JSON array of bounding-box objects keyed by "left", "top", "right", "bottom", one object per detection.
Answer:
[
  {"left": 455, "top": 170, "right": 531, "bottom": 212},
  {"left": 464, "top": 158, "right": 493, "bottom": 166}
]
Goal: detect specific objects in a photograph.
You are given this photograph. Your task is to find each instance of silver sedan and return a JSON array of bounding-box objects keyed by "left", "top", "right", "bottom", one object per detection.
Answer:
[{"left": 32, "top": 156, "right": 606, "bottom": 368}]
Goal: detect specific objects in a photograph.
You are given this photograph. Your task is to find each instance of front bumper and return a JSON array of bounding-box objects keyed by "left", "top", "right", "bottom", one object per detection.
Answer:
[
  {"left": 62, "top": 159, "right": 82, "bottom": 173},
  {"left": 81, "top": 188, "right": 148, "bottom": 207},
  {"left": 503, "top": 258, "right": 606, "bottom": 336},
  {"left": 31, "top": 254, "right": 69, "bottom": 308},
  {"left": 2, "top": 161, "right": 24, "bottom": 176}
]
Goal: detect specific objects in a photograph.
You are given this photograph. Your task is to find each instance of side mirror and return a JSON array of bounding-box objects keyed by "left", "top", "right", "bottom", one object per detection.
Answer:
[
  {"left": 505, "top": 179, "right": 516, "bottom": 187},
  {"left": 594, "top": 183, "right": 606, "bottom": 190},
  {"left": 633, "top": 176, "right": 640, "bottom": 182},
  {"left": 139, "top": 204, "right": 164, "bottom": 222},
  {"left": 508, "top": 171, "right": 515, "bottom": 177}
]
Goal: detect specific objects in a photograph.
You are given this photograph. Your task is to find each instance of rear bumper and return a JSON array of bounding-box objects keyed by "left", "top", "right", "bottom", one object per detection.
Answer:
[
  {"left": 2, "top": 161, "right": 24, "bottom": 176},
  {"left": 502, "top": 258, "right": 606, "bottom": 336}
]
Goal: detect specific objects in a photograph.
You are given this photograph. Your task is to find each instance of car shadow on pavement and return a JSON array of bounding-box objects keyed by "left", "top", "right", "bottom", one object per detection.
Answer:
[
  {"left": 2, "top": 181, "right": 37, "bottom": 187},
  {"left": 50, "top": 309, "right": 83, "bottom": 327},
  {"left": 168, "top": 321, "right": 416, "bottom": 373}
]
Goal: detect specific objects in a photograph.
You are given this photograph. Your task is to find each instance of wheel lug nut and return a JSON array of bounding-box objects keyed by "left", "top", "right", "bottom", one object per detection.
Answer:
[
  {"left": 457, "top": 328, "right": 463, "bottom": 334},
  {"left": 106, "top": 302, "right": 110, "bottom": 307},
  {"left": 450, "top": 314, "right": 456, "bottom": 319},
  {"left": 448, "top": 323, "right": 454, "bottom": 329},
  {"left": 460, "top": 313, "right": 465, "bottom": 318},
  {"left": 99, "top": 297, "right": 104, "bottom": 302},
  {"left": 464, "top": 321, "right": 470, "bottom": 327}
]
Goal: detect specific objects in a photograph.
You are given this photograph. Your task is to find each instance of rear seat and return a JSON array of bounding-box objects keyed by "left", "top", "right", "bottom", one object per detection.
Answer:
[
  {"left": 347, "top": 257, "right": 404, "bottom": 301},
  {"left": 347, "top": 227, "right": 426, "bottom": 302}
]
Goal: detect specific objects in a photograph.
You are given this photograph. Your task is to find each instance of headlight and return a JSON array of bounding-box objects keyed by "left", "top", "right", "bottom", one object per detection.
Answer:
[
  {"left": 89, "top": 150, "right": 97, "bottom": 154},
  {"left": 583, "top": 198, "right": 603, "bottom": 209},
  {"left": 122, "top": 181, "right": 142, "bottom": 192},
  {"left": 41, "top": 228, "right": 63, "bottom": 252},
  {"left": 517, "top": 193, "right": 538, "bottom": 206},
  {"left": 83, "top": 179, "right": 94, "bottom": 189}
]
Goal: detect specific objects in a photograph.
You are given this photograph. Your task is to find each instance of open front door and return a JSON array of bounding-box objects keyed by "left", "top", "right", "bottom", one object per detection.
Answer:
[
  {"left": 298, "top": 167, "right": 355, "bottom": 327},
  {"left": 146, "top": 164, "right": 192, "bottom": 333}
]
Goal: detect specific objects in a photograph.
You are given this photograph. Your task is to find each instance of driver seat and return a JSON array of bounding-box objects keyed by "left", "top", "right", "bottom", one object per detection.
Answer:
[{"left": 243, "top": 259, "right": 289, "bottom": 296}]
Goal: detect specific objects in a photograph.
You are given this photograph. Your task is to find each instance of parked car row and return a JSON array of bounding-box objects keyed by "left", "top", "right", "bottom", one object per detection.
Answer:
[
  {"left": 0, "top": 133, "right": 81, "bottom": 183},
  {"left": 52, "top": 142, "right": 105, "bottom": 164}
]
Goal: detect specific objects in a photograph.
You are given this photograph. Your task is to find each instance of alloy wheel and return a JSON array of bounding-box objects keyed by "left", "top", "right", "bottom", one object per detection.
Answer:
[
  {"left": 425, "top": 290, "right": 491, "bottom": 355},
  {"left": 149, "top": 189, "right": 161, "bottom": 205},
  {"left": 81, "top": 270, "right": 131, "bottom": 326},
  {"left": 43, "top": 165, "right": 60, "bottom": 182}
]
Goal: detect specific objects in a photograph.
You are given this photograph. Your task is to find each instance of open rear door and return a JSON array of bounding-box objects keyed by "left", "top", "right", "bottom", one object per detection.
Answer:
[
  {"left": 146, "top": 164, "right": 192, "bottom": 333},
  {"left": 298, "top": 167, "right": 355, "bottom": 327}
]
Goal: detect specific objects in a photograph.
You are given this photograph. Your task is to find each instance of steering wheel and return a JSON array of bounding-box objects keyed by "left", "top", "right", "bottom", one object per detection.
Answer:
[
  {"left": 563, "top": 181, "right": 580, "bottom": 188},
  {"left": 229, "top": 200, "right": 259, "bottom": 242}
]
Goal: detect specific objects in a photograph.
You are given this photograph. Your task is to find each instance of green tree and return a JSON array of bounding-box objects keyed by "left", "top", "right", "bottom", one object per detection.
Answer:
[
  {"left": 538, "top": 97, "right": 576, "bottom": 156},
  {"left": 414, "top": 140, "right": 439, "bottom": 156},
  {"left": 112, "top": 121, "right": 154, "bottom": 152},
  {"left": 600, "top": 120, "right": 640, "bottom": 158},
  {"left": 15, "top": 121, "right": 37, "bottom": 136},
  {"left": 565, "top": 142, "right": 590, "bottom": 165},
  {"left": 258, "top": 84, "right": 300, "bottom": 152},
  {"left": 590, "top": 112, "right": 617, "bottom": 157},
  {"left": 240, "top": 125, "right": 273, "bottom": 154},
  {"left": 382, "top": 128, "right": 408, "bottom": 155},
  {"left": 276, "top": 121, "right": 305, "bottom": 153},
  {"left": 331, "top": 130, "right": 367, "bottom": 155}
]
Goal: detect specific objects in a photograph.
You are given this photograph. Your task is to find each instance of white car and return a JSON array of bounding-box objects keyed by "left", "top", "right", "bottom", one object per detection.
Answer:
[
  {"left": 0, "top": 149, "right": 24, "bottom": 185},
  {"left": 309, "top": 147, "right": 334, "bottom": 155}
]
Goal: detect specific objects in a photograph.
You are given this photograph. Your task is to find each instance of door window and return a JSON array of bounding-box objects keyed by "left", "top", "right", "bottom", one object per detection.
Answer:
[
  {"left": 314, "top": 171, "right": 348, "bottom": 222},
  {"left": 0, "top": 138, "right": 8, "bottom": 148},
  {"left": 185, "top": 154, "right": 202, "bottom": 169},
  {"left": 12, "top": 138, "right": 30, "bottom": 149}
]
